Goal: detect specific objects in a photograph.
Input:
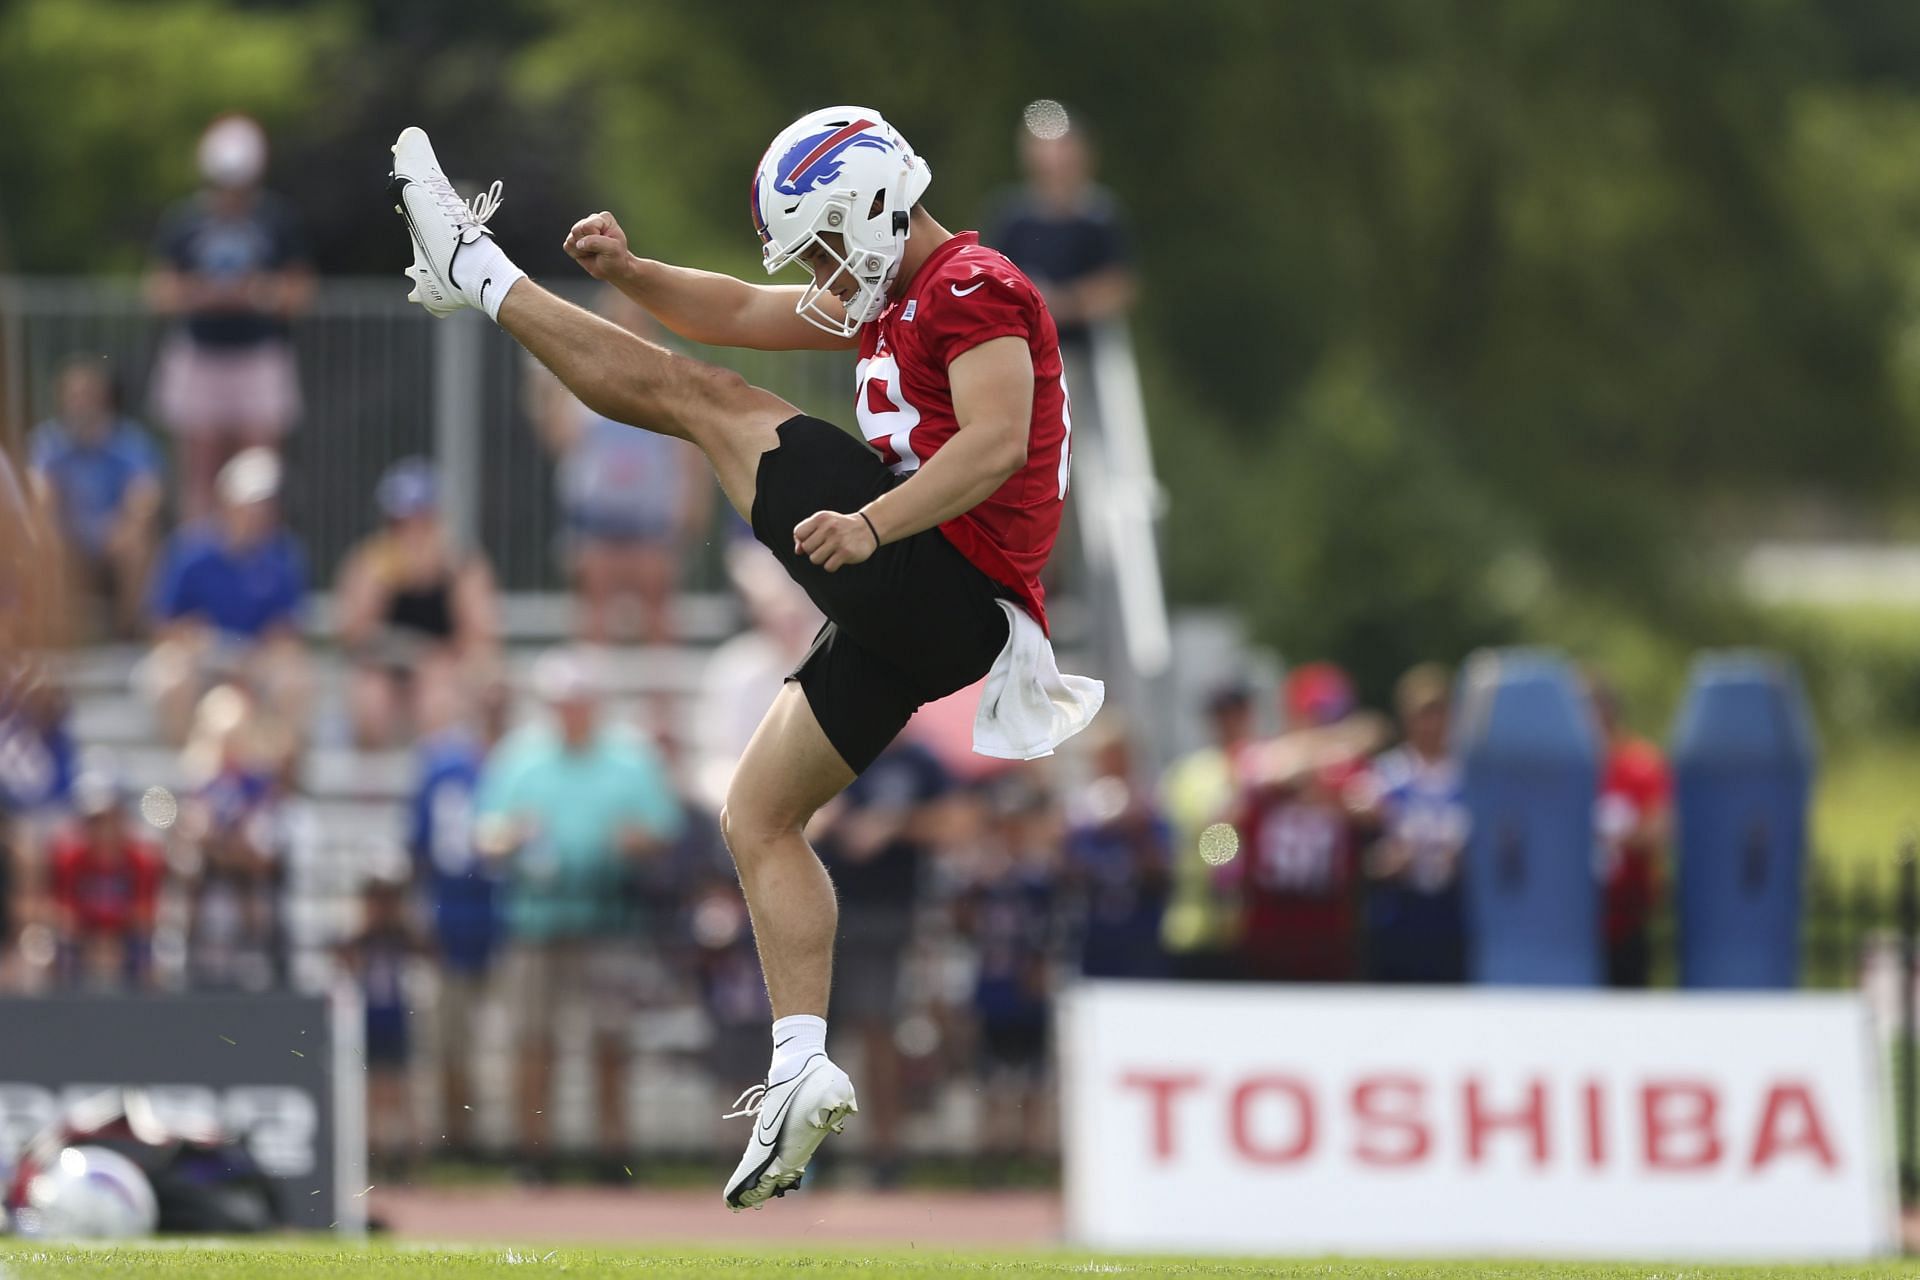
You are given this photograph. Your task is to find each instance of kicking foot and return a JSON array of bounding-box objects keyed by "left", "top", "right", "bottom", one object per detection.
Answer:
[
  {"left": 722, "top": 1054, "right": 857, "bottom": 1211},
  {"left": 387, "top": 126, "right": 507, "bottom": 317}
]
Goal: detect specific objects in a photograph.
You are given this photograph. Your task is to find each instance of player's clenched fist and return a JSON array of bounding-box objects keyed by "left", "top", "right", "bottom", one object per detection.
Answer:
[
  {"left": 793, "top": 509, "right": 881, "bottom": 573},
  {"left": 563, "top": 211, "right": 631, "bottom": 280}
]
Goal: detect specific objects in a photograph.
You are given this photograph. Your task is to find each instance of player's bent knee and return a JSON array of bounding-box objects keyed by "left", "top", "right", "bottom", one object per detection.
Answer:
[
  {"left": 677, "top": 363, "right": 794, "bottom": 443},
  {"left": 717, "top": 792, "right": 811, "bottom": 866}
]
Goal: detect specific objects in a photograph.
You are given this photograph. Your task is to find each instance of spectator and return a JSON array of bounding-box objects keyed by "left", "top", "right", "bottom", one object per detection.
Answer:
[
  {"left": 0, "top": 682, "right": 78, "bottom": 835},
  {"left": 175, "top": 683, "right": 296, "bottom": 991},
  {"left": 1159, "top": 683, "right": 1256, "bottom": 980},
  {"left": 336, "top": 874, "right": 429, "bottom": 1177},
  {"left": 1233, "top": 664, "right": 1386, "bottom": 983},
  {"left": 144, "top": 447, "right": 310, "bottom": 745},
  {"left": 407, "top": 675, "right": 510, "bottom": 1157},
  {"left": 1064, "top": 724, "right": 1171, "bottom": 979},
  {"left": 475, "top": 649, "right": 682, "bottom": 1176},
  {"left": 687, "top": 874, "right": 773, "bottom": 1131},
  {"left": 27, "top": 357, "right": 164, "bottom": 639},
  {"left": 815, "top": 739, "right": 951, "bottom": 1185},
  {"left": 986, "top": 101, "right": 1135, "bottom": 352},
  {"left": 959, "top": 772, "right": 1066, "bottom": 1175},
  {"left": 145, "top": 115, "right": 313, "bottom": 521},
  {"left": 1591, "top": 677, "right": 1672, "bottom": 987},
  {"left": 336, "top": 458, "right": 500, "bottom": 749},
  {"left": 1, "top": 444, "right": 70, "bottom": 992},
  {"left": 528, "top": 288, "right": 714, "bottom": 646},
  {"left": 1356, "top": 664, "right": 1468, "bottom": 983},
  {"left": 0, "top": 681, "right": 77, "bottom": 992},
  {"left": 49, "top": 768, "right": 165, "bottom": 991}
]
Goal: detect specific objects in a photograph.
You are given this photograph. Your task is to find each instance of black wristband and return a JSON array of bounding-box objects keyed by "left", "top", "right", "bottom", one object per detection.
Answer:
[{"left": 859, "top": 510, "right": 881, "bottom": 552}]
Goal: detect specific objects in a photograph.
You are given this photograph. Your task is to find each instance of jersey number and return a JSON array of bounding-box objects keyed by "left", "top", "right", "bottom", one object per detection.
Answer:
[{"left": 855, "top": 355, "right": 1073, "bottom": 497}]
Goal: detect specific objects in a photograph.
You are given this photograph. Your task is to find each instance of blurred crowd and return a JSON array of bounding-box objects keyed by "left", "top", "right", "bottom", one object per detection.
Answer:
[{"left": 0, "top": 109, "right": 1674, "bottom": 1181}]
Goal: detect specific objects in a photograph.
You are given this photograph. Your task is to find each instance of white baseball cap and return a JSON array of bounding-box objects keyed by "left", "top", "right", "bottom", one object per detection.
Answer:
[
  {"left": 530, "top": 648, "right": 600, "bottom": 704},
  {"left": 198, "top": 115, "right": 268, "bottom": 188},
  {"left": 216, "top": 447, "right": 281, "bottom": 507}
]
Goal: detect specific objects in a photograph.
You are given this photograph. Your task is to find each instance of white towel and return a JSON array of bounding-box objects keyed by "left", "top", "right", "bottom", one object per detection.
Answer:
[{"left": 973, "top": 600, "right": 1106, "bottom": 760}]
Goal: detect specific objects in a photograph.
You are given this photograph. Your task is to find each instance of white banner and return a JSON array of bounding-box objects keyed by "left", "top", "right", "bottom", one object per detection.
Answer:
[{"left": 1060, "top": 984, "right": 1896, "bottom": 1260}]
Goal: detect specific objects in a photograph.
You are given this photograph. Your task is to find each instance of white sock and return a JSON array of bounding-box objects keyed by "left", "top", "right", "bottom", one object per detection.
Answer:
[
  {"left": 769, "top": 1013, "right": 827, "bottom": 1081},
  {"left": 447, "top": 234, "right": 526, "bottom": 322}
]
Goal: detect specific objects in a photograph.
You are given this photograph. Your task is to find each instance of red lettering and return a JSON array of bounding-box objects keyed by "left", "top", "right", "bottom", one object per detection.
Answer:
[
  {"left": 1231, "top": 1075, "right": 1315, "bottom": 1165},
  {"left": 1119, "top": 1071, "right": 1203, "bottom": 1162},
  {"left": 1641, "top": 1080, "right": 1722, "bottom": 1171},
  {"left": 1352, "top": 1075, "right": 1429, "bottom": 1167},
  {"left": 1464, "top": 1077, "right": 1549, "bottom": 1166},
  {"left": 1583, "top": 1080, "right": 1605, "bottom": 1168},
  {"left": 1750, "top": 1082, "right": 1839, "bottom": 1172}
]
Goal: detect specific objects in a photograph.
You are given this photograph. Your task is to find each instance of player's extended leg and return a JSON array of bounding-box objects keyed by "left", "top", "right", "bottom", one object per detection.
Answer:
[
  {"left": 717, "top": 683, "right": 860, "bottom": 1210},
  {"left": 390, "top": 127, "right": 789, "bottom": 517},
  {"left": 494, "top": 283, "right": 786, "bottom": 519}
]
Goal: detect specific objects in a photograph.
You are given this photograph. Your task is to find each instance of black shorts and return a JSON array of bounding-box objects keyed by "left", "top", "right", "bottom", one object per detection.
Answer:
[{"left": 750, "top": 415, "right": 1013, "bottom": 774}]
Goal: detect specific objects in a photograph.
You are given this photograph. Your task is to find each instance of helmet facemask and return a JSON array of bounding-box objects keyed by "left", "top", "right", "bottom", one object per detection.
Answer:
[{"left": 764, "top": 185, "right": 911, "bottom": 338}]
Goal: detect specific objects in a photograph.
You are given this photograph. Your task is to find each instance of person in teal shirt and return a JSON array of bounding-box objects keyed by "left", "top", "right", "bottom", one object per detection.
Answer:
[{"left": 475, "top": 648, "right": 681, "bottom": 1175}]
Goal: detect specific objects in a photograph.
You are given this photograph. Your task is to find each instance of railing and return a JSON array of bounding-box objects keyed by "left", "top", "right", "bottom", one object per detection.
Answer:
[{"left": 0, "top": 276, "right": 853, "bottom": 593}]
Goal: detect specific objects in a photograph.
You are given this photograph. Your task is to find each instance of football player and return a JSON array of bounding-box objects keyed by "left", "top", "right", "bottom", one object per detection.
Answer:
[{"left": 388, "top": 107, "right": 1100, "bottom": 1208}]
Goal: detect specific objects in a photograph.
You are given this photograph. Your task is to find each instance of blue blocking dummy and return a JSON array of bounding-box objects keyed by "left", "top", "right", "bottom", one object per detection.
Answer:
[
  {"left": 1453, "top": 650, "right": 1602, "bottom": 985},
  {"left": 1670, "top": 652, "right": 1817, "bottom": 989}
]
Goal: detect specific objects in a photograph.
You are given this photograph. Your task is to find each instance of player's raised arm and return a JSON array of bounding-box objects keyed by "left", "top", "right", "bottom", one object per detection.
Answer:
[
  {"left": 795, "top": 335, "right": 1033, "bottom": 572},
  {"left": 564, "top": 211, "right": 858, "bottom": 353}
]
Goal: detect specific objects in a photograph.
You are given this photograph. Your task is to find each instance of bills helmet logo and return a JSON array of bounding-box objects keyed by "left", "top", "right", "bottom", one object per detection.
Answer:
[{"left": 772, "top": 120, "right": 892, "bottom": 197}]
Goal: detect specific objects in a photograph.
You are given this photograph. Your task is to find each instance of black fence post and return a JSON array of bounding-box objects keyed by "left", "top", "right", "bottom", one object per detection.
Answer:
[{"left": 1899, "top": 841, "right": 1917, "bottom": 1204}]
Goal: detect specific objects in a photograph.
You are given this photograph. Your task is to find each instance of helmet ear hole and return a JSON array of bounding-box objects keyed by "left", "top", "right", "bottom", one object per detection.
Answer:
[{"left": 867, "top": 191, "right": 887, "bottom": 218}]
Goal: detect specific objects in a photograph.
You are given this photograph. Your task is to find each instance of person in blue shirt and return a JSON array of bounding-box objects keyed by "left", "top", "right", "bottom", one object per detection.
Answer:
[
  {"left": 407, "top": 677, "right": 510, "bottom": 1156},
  {"left": 1355, "top": 665, "right": 1469, "bottom": 983},
  {"left": 1064, "top": 725, "right": 1173, "bottom": 980},
  {"left": 527, "top": 288, "right": 713, "bottom": 647},
  {"left": 336, "top": 874, "right": 430, "bottom": 1178},
  {"left": 0, "top": 683, "right": 78, "bottom": 824},
  {"left": 145, "top": 447, "right": 311, "bottom": 744},
  {"left": 28, "top": 358, "right": 163, "bottom": 639}
]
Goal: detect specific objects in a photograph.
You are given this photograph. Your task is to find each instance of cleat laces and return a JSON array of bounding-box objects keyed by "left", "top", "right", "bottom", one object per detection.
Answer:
[
  {"left": 723, "top": 1081, "right": 769, "bottom": 1121},
  {"left": 424, "top": 173, "right": 504, "bottom": 236}
]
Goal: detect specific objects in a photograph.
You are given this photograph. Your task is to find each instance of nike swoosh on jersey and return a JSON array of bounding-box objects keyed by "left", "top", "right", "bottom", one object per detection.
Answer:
[{"left": 950, "top": 281, "right": 986, "bottom": 297}]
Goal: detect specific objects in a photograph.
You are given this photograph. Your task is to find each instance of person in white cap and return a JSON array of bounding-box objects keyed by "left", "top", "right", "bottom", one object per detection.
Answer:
[
  {"left": 143, "top": 447, "right": 311, "bottom": 743},
  {"left": 146, "top": 114, "right": 313, "bottom": 522},
  {"left": 473, "top": 647, "right": 683, "bottom": 1180}
]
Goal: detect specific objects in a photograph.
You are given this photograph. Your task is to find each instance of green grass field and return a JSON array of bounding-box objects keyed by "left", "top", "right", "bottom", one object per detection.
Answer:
[{"left": 5, "top": 1244, "right": 1920, "bottom": 1279}]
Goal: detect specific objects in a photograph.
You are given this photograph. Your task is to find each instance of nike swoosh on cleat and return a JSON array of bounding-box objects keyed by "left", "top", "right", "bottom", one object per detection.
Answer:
[
  {"left": 480, "top": 277, "right": 493, "bottom": 308},
  {"left": 951, "top": 281, "right": 985, "bottom": 297},
  {"left": 756, "top": 1085, "right": 801, "bottom": 1141}
]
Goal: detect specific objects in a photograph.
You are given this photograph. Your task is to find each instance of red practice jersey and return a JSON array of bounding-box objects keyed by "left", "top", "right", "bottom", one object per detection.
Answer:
[
  {"left": 856, "top": 232, "right": 1069, "bottom": 632},
  {"left": 50, "top": 832, "right": 165, "bottom": 936},
  {"left": 1598, "top": 737, "right": 1671, "bottom": 944}
]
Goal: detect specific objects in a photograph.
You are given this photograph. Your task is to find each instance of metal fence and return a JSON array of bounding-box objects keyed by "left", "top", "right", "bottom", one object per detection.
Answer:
[{"left": 0, "top": 276, "right": 855, "bottom": 594}]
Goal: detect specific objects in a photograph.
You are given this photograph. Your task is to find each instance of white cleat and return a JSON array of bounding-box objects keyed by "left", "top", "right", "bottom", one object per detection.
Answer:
[
  {"left": 387, "top": 126, "right": 505, "bottom": 318},
  {"left": 722, "top": 1054, "right": 857, "bottom": 1211}
]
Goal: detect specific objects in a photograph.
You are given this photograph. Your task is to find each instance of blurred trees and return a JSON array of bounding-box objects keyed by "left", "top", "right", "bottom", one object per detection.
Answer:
[{"left": 10, "top": 0, "right": 1920, "bottom": 701}]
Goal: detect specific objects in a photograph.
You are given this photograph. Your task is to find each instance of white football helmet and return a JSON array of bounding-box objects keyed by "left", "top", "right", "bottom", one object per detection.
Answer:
[
  {"left": 12, "top": 1145, "right": 160, "bottom": 1240},
  {"left": 752, "top": 106, "right": 932, "bottom": 337}
]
